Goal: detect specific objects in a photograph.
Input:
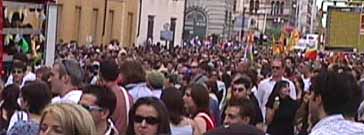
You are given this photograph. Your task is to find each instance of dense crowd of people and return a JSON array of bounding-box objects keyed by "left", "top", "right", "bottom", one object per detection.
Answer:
[{"left": 0, "top": 42, "right": 363, "bottom": 135}]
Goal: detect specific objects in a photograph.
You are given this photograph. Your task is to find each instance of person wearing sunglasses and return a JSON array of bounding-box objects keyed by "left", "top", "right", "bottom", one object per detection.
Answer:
[
  {"left": 221, "top": 76, "right": 263, "bottom": 128},
  {"left": 256, "top": 58, "right": 297, "bottom": 121},
  {"left": 79, "top": 85, "right": 118, "bottom": 135},
  {"left": 126, "top": 97, "right": 171, "bottom": 135}
]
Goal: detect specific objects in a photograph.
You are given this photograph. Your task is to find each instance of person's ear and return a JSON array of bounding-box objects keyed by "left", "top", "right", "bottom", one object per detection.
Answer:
[
  {"left": 242, "top": 116, "right": 251, "bottom": 125},
  {"left": 101, "top": 109, "right": 110, "bottom": 120}
]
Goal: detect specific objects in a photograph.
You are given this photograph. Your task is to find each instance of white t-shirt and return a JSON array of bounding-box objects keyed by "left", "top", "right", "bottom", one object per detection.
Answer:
[
  {"left": 256, "top": 77, "right": 297, "bottom": 120},
  {"left": 51, "top": 90, "right": 83, "bottom": 104},
  {"left": 5, "top": 72, "right": 36, "bottom": 88}
]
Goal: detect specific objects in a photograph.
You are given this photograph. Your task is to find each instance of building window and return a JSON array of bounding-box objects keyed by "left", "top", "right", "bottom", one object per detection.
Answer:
[
  {"left": 255, "top": 0, "right": 260, "bottom": 14},
  {"left": 75, "top": 6, "right": 81, "bottom": 42},
  {"left": 108, "top": 10, "right": 114, "bottom": 42},
  {"left": 280, "top": 2, "right": 284, "bottom": 15},
  {"left": 170, "top": 17, "right": 177, "bottom": 46},
  {"left": 233, "top": 0, "right": 237, "bottom": 12},
  {"left": 126, "top": 12, "right": 134, "bottom": 46},
  {"left": 360, "top": 14, "right": 364, "bottom": 34},
  {"left": 249, "top": 0, "right": 254, "bottom": 14},
  {"left": 271, "top": 1, "right": 275, "bottom": 15},
  {"left": 91, "top": 9, "right": 99, "bottom": 44},
  {"left": 147, "top": 15, "right": 155, "bottom": 41},
  {"left": 56, "top": 4, "right": 63, "bottom": 43},
  {"left": 275, "top": 1, "right": 280, "bottom": 15}
]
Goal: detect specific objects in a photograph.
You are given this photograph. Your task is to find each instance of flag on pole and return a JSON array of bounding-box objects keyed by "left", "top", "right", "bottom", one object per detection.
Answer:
[{"left": 20, "top": 39, "right": 29, "bottom": 53}]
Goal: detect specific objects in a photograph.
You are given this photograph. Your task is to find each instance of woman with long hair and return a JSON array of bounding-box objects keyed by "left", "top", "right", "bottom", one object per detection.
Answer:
[
  {"left": 183, "top": 83, "right": 215, "bottom": 134},
  {"left": 161, "top": 87, "right": 200, "bottom": 135},
  {"left": 0, "top": 85, "right": 20, "bottom": 133},
  {"left": 266, "top": 80, "right": 299, "bottom": 135},
  {"left": 127, "top": 97, "right": 171, "bottom": 135}
]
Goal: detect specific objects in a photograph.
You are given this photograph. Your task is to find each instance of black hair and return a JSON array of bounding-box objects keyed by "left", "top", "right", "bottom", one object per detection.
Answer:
[
  {"left": 227, "top": 98, "right": 256, "bottom": 125},
  {"left": 266, "top": 80, "right": 290, "bottom": 108},
  {"left": 100, "top": 60, "right": 119, "bottom": 81},
  {"left": 126, "top": 97, "right": 171, "bottom": 135},
  {"left": 160, "top": 87, "right": 185, "bottom": 125},
  {"left": 21, "top": 81, "right": 52, "bottom": 115},
  {"left": 188, "top": 83, "right": 210, "bottom": 117},
  {"left": 82, "top": 85, "right": 116, "bottom": 117},
  {"left": 311, "top": 71, "right": 362, "bottom": 116},
  {"left": 0, "top": 85, "right": 20, "bottom": 127},
  {"left": 232, "top": 76, "right": 252, "bottom": 89}
]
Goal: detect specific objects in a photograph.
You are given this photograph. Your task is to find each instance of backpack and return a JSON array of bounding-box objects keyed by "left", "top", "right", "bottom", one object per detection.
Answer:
[{"left": 7, "top": 120, "right": 39, "bottom": 135}]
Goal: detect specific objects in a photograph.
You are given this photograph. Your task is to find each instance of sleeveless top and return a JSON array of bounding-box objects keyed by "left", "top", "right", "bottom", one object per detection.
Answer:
[
  {"left": 170, "top": 118, "right": 193, "bottom": 135},
  {"left": 196, "top": 112, "right": 215, "bottom": 131}
]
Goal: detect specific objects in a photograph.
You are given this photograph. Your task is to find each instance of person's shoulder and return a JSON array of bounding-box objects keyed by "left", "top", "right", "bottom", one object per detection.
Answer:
[
  {"left": 258, "top": 78, "right": 271, "bottom": 86},
  {"left": 205, "top": 124, "right": 264, "bottom": 135}
]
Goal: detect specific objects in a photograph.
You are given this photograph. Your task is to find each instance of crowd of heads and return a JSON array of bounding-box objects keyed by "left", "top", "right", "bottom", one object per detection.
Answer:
[{"left": 0, "top": 43, "right": 363, "bottom": 135}]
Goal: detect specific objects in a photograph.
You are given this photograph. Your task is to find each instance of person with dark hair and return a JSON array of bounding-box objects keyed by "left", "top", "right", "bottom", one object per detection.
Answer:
[
  {"left": 126, "top": 97, "right": 171, "bottom": 135},
  {"left": 183, "top": 83, "right": 215, "bottom": 134},
  {"left": 120, "top": 60, "right": 152, "bottom": 101},
  {"left": 0, "top": 85, "right": 20, "bottom": 133},
  {"left": 5, "top": 53, "right": 36, "bottom": 88},
  {"left": 80, "top": 85, "right": 118, "bottom": 135},
  {"left": 190, "top": 61, "right": 209, "bottom": 86},
  {"left": 309, "top": 71, "right": 364, "bottom": 134},
  {"left": 266, "top": 80, "right": 299, "bottom": 135},
  {"left": 35, "top": 66, "right": 52, "bottom": 83},
  {"left": 161, "top": 87, "right": 200, "bottom": 135},
  {"left": 7, "top": 81, "right": 52, "bottom": 135},
  {"left": 223, "top": 98, "right": 256, "bottom": 126},
  {"left": 98, "top": 59, "right": 133, "bottom": 134},
  {"left": 50, "top": 59, "right": 84, "bottom": 103},
  {"left": 256, "top": 58, "right": 297, "bottom": 120},
  {"left": 219, "top": 75, "right": 263, "bottom": 129}
]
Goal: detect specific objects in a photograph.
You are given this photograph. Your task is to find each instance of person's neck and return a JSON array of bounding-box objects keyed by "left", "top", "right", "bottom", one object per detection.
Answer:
[
  {"left": 318, "top": 109, "right": 328, "bottom": 121},
  {"left": 96, "top": 120, "right": 108, "bottom": 135},
  {"left": 60, "top": 85, "right": 78, "bottom": 97},
  {"left": 105, "top": 81, "right": 118, "bottom": 88},
  {"left": 271, "top": 75, "right": 282, "bottom": 81},
  {"left": 303, "top": 72, "right": 311, "bottom": 78},
  {"left": 29, "top": 113, "right": 41, "bottom": 123}
]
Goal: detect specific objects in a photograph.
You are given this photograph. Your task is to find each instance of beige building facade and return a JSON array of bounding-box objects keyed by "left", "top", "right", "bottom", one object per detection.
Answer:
[{"left": 56, "top": 0, "right": 139, "bottom": 47}]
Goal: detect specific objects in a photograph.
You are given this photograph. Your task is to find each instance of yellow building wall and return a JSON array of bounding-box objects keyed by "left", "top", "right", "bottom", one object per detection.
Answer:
[
  {"left": 123, "top": 0, "right": 139, "bottom": 47},
  {"left": 56, "top": 0, "right": 138, "bottom": 46}
]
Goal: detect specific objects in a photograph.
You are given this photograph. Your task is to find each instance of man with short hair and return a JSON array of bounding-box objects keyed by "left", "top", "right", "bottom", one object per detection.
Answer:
[
  {"left": 224, "top": 98, "right": 256, "bottom": 126},
  {"left": 146, "top": 70, "right": 165, "bottom": 98},
  {"left": 50, "top": 59, "right": 83, "bottom": 103},
  {"left": 99, "top": 60, "right": 133, "bottom": 134},
  {"left": 5, "top": 53, "right": 36, "bottom": 87},
  {"left": 80, "top": 85, "right": 118, "bottom": 135},
  {"left": 256, "top": 58, "right": 297, "bottom": 120},
  {"left": 309, "top": 71, "right": 364, "bottom": 135}
]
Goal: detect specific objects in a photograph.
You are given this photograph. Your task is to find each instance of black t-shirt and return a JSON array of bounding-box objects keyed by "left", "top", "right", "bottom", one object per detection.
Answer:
[{"left": 266, "top": 97, "right": 299, "bottom": 135}]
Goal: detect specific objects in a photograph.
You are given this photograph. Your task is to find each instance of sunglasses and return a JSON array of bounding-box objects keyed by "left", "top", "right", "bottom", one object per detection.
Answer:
[
  {"left": 134, "top": 115, "right": 160, "bottom": 125},
  {"left": 81, "top": 104, "right": 103, "bottom": 112},
  {"left": 62, "top": 60, "right": 71, "bottom": 75}
]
